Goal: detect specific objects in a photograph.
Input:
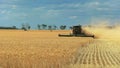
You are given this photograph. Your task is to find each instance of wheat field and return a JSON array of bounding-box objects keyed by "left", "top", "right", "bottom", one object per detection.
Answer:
[
  {"left": 0, "top": 30, "right": 93, "bottom": 68},
  {"left": 0, "top": 28, "right": 119, "bottom": 68}
]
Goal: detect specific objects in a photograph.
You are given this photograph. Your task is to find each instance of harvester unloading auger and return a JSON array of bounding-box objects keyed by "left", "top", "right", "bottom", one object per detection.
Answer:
[{"left": 58, "top": 25, "right": 95, "bottom": 38}]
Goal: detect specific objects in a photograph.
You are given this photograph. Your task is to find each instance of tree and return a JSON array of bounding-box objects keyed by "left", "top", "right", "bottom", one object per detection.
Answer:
[
  {"left": 48, "top": 25, "right": 52, "bottom": 31},
  {"left": 21, "top": 23, "right": 27, "bottom": 31},
  {"left": 69, "top": 26, "right": 73, "bottom": 30},
  {"left": 37, "top": 24, "right": 41, "bottom": 30},
  {"left": 28, "top": 26, "right": 31, "bottom": 30},
  {"left": 48, "top": 25, "right": 52, "bottom": 30},
  {"left": 53, "top": 25, "right": 57, "bottom": 30},
  {"left": 21, "top": 23, "right": 31, "bottom": 31},
  {"left": 60, "top": 25, "right": 66, "bottom": 30},
  {"left": 12, "top": 26, "right": 17, "bottom": 29},
  {"left": 42, "top": 24, "right": 47, "bottom": 30},
  {"left": 26, "top": 23, "right": 31, "bottom": 30}
]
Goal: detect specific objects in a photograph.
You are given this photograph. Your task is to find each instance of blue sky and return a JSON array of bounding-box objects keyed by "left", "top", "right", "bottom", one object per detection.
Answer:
[{"left": 0, "top": 0, "right": 120, "bottom": 29}]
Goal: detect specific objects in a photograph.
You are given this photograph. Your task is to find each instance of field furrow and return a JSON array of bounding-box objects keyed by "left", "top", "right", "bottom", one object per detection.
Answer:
[{"left": 71, "top": 40, "right": 120, "bottom": 67}]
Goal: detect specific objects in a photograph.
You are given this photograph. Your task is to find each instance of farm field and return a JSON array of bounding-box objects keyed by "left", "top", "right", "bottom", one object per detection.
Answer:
[
  {"left": 0, "top": 30, "right": 93, "bottom": 68},
  {"left": 0, "top": 28, "right": 119, "bottom": 68}
]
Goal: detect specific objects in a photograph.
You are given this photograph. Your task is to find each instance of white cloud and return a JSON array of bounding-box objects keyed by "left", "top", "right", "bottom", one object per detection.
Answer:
[
  {"left": 69, "top": 16, "right": 78, "bottom": 19},
  {"left": 38, "top": 9, "right": 62, "bottom": 19},
  {"left": 84, "top": 1, "right": 100, "bottom": 9},
  {"left": 96, "top": 7, "right": 110, "bottom": 11},
  {"left": 1, "top": 10, "right": 6, "bottom": 14},
  {"left": 2, "top": 0, "right": 21, "bottom": 3},
  {"left": 47, "top": 10, "right": 60, "bottom": 16},
  {"left": 59, "top": 3, "right": 82, "bottom": 8},
  {"left": 34, "top": 7, "right": 46, "bottom": 11},
  {"left": 90, "top": 2, "right": 100, "bottom": 6},
  {"left": 0, "top": 4, "right": 17, "bottom": 10},
  {"left": 12, "top": 5, "right": 17, "bottom": 9},
  {"left": 0, "top": 10, "right": 11, "bottom": 15},
  {"left": 81, "top": 1, "right": 120, "bottom": 12}
]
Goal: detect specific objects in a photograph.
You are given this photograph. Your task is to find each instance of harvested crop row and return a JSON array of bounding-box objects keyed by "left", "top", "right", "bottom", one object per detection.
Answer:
[{"left": 70, "top": 40, "right": 120, "bottom": 68}]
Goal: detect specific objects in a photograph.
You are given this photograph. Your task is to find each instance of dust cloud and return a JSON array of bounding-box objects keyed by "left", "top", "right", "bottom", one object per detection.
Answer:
[{"left": 83, "top": 22, "right": 120, "bottom": 41}]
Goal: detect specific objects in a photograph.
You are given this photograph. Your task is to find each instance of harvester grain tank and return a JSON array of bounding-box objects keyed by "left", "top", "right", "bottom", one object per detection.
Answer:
[{"left": 58, "top": 25, "right": 94, "bottom": 38}]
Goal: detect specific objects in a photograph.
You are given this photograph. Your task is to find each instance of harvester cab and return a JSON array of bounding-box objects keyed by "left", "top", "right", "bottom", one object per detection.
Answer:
[
  {"left": 58, "top": 25, "right": 94, "bottom": 38},
  {"left": 72, "top": 25, "right": 82, "bottom": 36}
]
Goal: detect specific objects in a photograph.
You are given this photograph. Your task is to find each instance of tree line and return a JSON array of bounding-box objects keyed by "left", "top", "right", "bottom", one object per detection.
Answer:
[{"left": 21, "top": 23, "right": 69, "bottom": 31}]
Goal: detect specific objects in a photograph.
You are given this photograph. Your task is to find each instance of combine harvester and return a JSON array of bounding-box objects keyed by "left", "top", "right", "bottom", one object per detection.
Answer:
[{"left": 58, "top": 25, "right": 95, "bottom": 38}]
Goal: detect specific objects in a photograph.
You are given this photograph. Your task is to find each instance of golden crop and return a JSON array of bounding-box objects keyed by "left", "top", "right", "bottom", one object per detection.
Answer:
[
  {"left": 0, "top": 30, "right": 93, "bottom": 68},
  {"left": 0, "top": 28, "right": 119, "bottom": 68}
]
